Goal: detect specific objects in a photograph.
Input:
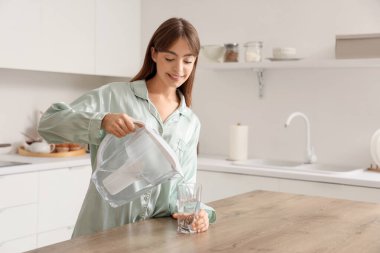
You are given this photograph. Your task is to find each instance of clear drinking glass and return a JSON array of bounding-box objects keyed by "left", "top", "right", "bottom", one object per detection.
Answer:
[{"left": 176, "top": 183, "right": 202, "bottom": 234}]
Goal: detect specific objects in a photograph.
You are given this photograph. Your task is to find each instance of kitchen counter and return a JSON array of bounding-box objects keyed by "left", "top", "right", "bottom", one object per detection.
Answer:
[
  {"left": 0, "top": 153, "right": 91, "bottom": 175},
  {"left": 198, "top": 155, "right": 380, "bottom": 188},
  {"left": 2, "top": 153, "right": 380, "bottom": 189},
  {"left": 26, "top": 190, "right": 380, "bottom": 253}
]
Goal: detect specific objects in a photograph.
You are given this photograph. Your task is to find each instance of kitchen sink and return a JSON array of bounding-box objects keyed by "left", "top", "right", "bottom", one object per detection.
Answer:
[
  {"left": 0, "top": 161, "right": 30, "bottom": 167},
  {"left": 232, "top": 159, "right": 363, "bottom": 174}
]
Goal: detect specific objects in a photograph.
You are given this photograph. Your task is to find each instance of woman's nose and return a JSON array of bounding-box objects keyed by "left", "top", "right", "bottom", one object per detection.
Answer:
[{"left": 173, "top": 60, "right": 184, "bottom": 73}]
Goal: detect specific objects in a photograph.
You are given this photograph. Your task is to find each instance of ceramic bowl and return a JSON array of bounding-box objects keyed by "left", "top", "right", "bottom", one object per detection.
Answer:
[
  {"left": 200, "top": 45, "right": 226, "bottom": 63},
  {"left": 273, "top": 47, "right": 297, "bottom": 59}
]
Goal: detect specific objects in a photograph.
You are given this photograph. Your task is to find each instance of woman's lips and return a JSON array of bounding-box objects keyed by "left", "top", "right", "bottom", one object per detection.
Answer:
[{"left": 167, "top": 73, "right": 184, "bottom": 81}]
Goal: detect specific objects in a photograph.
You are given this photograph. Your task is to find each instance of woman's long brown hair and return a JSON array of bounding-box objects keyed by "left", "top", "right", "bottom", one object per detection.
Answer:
[{"left": 131, "top": 17, "right": 200, "bottom": 107}]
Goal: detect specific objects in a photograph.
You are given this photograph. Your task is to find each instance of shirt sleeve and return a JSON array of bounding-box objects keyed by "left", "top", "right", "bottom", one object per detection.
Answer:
[
  {"left": 38, "top": 85, "right": 111, "bottom": 145},
  {"left": 169, "top": 118, "right": 217, "bottom": 223}
]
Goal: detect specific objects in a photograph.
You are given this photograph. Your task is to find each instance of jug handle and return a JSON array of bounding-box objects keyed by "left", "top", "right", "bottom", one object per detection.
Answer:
[{"left": 133, "top": 120, "right": 145, "bottom": 128}]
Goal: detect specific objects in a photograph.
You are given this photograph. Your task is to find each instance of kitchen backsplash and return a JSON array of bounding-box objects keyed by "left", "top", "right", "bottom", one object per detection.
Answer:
[{"left": 0, "top": 68, "right": 126, "bottom": 146}]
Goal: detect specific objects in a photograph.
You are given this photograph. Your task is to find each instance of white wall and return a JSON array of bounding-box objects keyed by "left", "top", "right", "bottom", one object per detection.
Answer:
[
  {"left": 142, "top": 0, "right": 380, "bottom": 167},
  {"left": 0, "top": 68, "right": 126, "bottom": 147}
]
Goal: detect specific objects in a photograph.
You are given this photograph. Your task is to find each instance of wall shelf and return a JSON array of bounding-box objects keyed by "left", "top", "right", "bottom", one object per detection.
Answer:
[
  {"left": 199, "top": 58, "right": 380, "bottom": 70},
  {"left": 199, "top": 58, "right": 380, "bottom": 98}
]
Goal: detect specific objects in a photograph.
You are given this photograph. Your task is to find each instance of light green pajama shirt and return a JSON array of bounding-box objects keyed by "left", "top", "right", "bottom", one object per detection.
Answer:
[{"left": 38, "top": 80, "right": 216, "bottom": 238}]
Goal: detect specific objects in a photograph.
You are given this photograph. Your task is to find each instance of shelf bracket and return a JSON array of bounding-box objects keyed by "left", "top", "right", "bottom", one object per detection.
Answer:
[{"left": 254, "top": 69, "right": 264, "bottom": 98}]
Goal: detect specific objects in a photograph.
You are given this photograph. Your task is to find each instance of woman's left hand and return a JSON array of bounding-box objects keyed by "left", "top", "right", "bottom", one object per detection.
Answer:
[
  {"left": 172, "top": 209, "right": 209, "bottom": 233},
  {"left": 192, "top": 209, "right": 209, "bottom": 233}
]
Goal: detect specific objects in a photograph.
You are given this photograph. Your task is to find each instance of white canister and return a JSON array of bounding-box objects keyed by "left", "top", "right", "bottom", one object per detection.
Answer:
[{"left": 228, "top": 123, "right": 248, "bottom": 161}]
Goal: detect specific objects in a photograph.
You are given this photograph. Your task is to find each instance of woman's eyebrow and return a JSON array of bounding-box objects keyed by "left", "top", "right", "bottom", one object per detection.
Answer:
[{"left": 162, "top": 50, "right": 194, "bottom": 57}]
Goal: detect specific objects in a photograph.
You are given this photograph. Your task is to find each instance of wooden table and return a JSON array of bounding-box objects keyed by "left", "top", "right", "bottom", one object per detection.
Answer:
[{"left": 27, "top": 191, "right": 380, "bottom": 253}]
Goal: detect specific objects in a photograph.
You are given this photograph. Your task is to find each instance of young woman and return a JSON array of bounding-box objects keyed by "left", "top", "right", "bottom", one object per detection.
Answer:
[{"left": 38, "top": 17, "right": 216, "bottom": 237}]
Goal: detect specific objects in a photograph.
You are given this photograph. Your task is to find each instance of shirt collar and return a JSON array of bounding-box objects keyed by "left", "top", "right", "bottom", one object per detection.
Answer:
[
  {"left": 130, "top": 80, "right": 148, "bottom": 100},
  {"left": 130, "top": 80, "right": 191, "bottom": 118}
]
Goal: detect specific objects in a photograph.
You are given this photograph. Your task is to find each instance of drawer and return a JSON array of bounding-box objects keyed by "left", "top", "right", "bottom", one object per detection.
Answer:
[
  {"left": 0, "top": 234, "right": 37, "bottom": 253},
  {"left": 0, "top": 204, "right": 38, "bottom": 242},
  {"left": 37, "top": 226, "right": 73, "bottom": 248},
  {"left": 0, "top": 172, "right": 38, "bottom": 209},
  {"left": 38, "top": 166, "right": 91, "bottom": 232}
]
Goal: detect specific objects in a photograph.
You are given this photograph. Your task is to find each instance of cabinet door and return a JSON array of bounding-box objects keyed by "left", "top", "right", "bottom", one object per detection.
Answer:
[
  {"left": 0, "top": 172, "right": 38, "bottom": 209},
  {"left": 0, "top": 0, "right": 41, "bottom": 70},
  {"left": 197, "top": 170, "right": 279, "bottom": 203},
  {"left": 278, "top": 179, "right": 380, "bottom": 203},
  {"left": 0, "top": 204, "right": 37, "bottom": 243},
  {"left": 38, "top": 166, "right": 91, "bottom": 233},
  {"left": 40, "top": 0, "right": 95, "bottom": 74},
  {"left": 95, "top": 0, "right": 141, "bottom": 77},
  {"left": 0, "top": 235, "right": 37, "bottom": 253},
  {"left": 37, "top": 226, "right": 73, "bottom": 248}
]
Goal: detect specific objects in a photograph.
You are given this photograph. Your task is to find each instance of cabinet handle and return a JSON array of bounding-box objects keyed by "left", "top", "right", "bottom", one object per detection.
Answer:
[{"left": 0, "top": 202, "right": 36, "bottom": 213}]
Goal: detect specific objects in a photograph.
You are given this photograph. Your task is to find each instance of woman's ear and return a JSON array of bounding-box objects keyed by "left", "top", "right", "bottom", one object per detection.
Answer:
[{"left": 151, "top": 47, "right": 157, "bottom": 62}]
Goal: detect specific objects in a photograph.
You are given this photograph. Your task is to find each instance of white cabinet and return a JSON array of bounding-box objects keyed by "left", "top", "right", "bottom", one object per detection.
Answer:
[
  {"left": 0, "top": 172, "right": 38, "bottom": 209},
  {"left": 198, "top": 168, "right": 380, "bottom": 204},
  {"left": 0, "top": 0, "right": 141, "bottom": 77},
  {"left": 278, "top": 179, "right": 380, "bottom": 203},
  {"left": 0, "top": 235, "right": 37, "bottom": 253},
  {"left": 0, "top": 0, "right": 41, "bottom": 70},
  {"left": 95, "top": 0, "right": 141, "bottom": 77},
  {"left": 37, "top": 227, "right": 73, "bottom": 248},
  {"left": 197, "top": 170, "right": 278, "bottom": 203},
  {"left": 40, "top": 0, "right": 95, "bottom": 74},
  {"left": 0, "top": 165, "right": 91, "bottom": 253},
  {"left": 0, "top": 204, "right": 38, "bottom": 244},
  {"left": 37, "top": 166, "right": 91, "bottom": 240},
  {"left": 0, "top": 172, "right": 38, "bottom": 247}
]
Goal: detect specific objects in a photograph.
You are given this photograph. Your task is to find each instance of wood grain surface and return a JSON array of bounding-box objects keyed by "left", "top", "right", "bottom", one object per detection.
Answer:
[{"left": 26, "top": 191, "right": 380, "bottom": 253}]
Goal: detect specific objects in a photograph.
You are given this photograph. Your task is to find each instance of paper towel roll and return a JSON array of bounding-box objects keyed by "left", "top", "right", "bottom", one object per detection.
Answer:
[{"left": 228, "top": 124, "right": 248, "bottom": 161}]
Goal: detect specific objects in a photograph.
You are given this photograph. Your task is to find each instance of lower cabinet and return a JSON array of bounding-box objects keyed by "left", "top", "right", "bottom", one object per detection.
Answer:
[
  {"left": 197, "top": 170, "right": 279, "bottom": 203},
  {"left": 278, "top": 179, "right": 380, "bottom": 203},
  {"left": 0, "top": 235, "right": 37, "bottom": 253},
  {"left": 0, "top": 172, "right": 38, "bottom": 252},
  {"left": 197, "top": 170, "right": 380, "bottom": 204},
  {"left": 0, "top": 204, "right": 38, "bottom": 247},
  {"left": 37, "top": 226, "right": 74, "bottom": 248},
  {"left": 0, "top": 165, "right": 91, "bottom": 253},
  {"left": 37, "top": 165, "right": 91, "bottom": 247},
  {"left": 38, "top": 166, "right": 91, "bottom": 233}
]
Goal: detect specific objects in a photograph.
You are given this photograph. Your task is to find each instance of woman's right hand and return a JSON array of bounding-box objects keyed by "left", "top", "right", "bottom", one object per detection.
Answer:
[{"left": 101, "top": 113, "right": 136, "bottom": 138}]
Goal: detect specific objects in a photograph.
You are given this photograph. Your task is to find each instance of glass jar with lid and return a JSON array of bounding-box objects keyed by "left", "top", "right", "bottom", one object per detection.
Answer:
[
  {"left": 224, "top": 43, "right": 239, "bottom": 62},
  {"left": 244, "top": 41, "right": 263, "bottom": 62}
]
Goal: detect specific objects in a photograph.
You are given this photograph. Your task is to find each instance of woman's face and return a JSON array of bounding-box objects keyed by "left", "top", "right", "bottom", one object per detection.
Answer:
[{"left": 151, "top": 38, "right": 196, "bottom": 88}]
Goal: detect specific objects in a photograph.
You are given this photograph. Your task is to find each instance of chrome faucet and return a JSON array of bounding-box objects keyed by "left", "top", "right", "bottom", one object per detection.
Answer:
[{"left": 284, "top": 112, "right": 317, "bottom": 164}]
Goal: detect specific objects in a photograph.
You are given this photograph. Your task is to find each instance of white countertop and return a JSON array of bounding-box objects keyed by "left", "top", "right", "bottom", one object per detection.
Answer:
[
  {"left": 198, "top": 155, "right": 380, "bottom": 189},
  {"left": 0, "top": 153, "right": 91, "bottom": 176},
  {"left": 2, "top": 153, "right": 380, "bottom": 189}
]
